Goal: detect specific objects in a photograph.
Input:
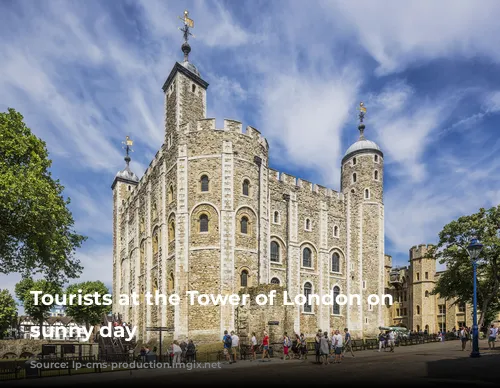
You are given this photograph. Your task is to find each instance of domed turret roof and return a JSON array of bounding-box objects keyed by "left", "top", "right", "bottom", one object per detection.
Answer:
[
  {"left": 116, "top": 165, "right": 139, "bottom": 183},
  {"left": 344, "top": 138, "right": 381, "bottom": 157}
]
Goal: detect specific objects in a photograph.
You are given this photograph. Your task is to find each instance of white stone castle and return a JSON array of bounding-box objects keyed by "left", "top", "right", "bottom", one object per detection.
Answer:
[{"left": 112, "top": 11, "right": 386, "bottom": 342}]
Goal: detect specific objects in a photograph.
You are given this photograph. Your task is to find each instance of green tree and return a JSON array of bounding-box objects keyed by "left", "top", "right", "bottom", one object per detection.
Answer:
[
  {"left": 433, "top": 206, "right": 500, "bottom": 327},
  {"left": 15, "top": 278, "right": 62, "bottom": 338},
  {"left": 0, "top": 289, "right": 17, "bottom": 339},
  {"left": 0, "top": 108, "right": 86, "bottom": 284},
  {"left": 65, "top": 281, "right": 110, "bottom": 334}
]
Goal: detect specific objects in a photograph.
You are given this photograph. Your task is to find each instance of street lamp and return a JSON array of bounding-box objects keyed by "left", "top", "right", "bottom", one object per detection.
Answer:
[{"left": 466, "top": 237, "right": 483, "bottom": 358}]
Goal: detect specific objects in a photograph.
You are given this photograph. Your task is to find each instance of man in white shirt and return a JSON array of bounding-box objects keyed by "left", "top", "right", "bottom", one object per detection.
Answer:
[
  {"left": 333, "top": 329, "right": 343, "bottom": 363},
  {"left": 488, "top": 324, "right": 498, "bottom": 349},
  {"left": 388, "top": 330, "right": 395, "bottom": 352},
  {"left": 231, "top": 331, "right": 240, "bottom": 363}
]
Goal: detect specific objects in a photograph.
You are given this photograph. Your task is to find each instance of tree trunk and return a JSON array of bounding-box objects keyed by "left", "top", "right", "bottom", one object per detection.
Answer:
[
  {"left": 478, "top": 278, "right": 499, "bottom": 328},
  {"left": 39, "top": 319, "right": 44, "bottom": 340}
]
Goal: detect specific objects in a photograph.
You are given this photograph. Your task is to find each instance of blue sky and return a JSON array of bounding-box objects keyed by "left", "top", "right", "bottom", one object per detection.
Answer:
[{"left": 1, "top": 0, "right": 500, "bottom": 297}]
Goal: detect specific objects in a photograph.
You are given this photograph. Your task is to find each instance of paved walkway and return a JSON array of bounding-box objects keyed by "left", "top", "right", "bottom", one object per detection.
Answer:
[{"left": 4, "top": 339, "right": 500, "bottom": 387}]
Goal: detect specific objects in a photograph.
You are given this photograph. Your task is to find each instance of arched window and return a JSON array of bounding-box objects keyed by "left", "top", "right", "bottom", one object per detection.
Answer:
[
  {"left": 417, "top": 305, "right": 420, "bottom": 315},
  {"left": 303, "top": 282, "right": 312, "bottom": 312},
  {"left": 240, "top": 270, "right": 248, "bottom": 287},
  {"left": 333, "top": 286, "right": 340, "bottom": 315},
  {"left": 192, "top": 84, "right": 196, "bottom": 93},
  {"left": 140, "top": 217, "right": 145, "bottom": 233},
  {"left": 331, "top": 252, "right": 340, "bottom": 272},
  {"left": 416, "top": 325, "right": 420, "bottom": 332},
  {"left": 270, "top": 241, "right": 280, "bottom": 262},
  {"left": 425, "top": 324, "right": 429, "bottom": 333},
  {"left": 153, "top": 233, "right": 159, "bottom": 254},
  {"left": 200, "top": 175, "right": 209, "bottom": 192},
  {"left": 302, "top": 247, "right": 312, "bottom": 268},
  {"left": 364, "top": 189, "right": 370, "bottom": 199},
  {"left": 152, "top": 202, "right": 158, "bottom": 219},
  {"left": 240, "top": 216, "right": 248, "bottom": 234},
  {"left": 153, "top": 279, "right": 158, "bottom": 295},
  {"left": 169, "top": 220, "right": 175, "bottom": 241},
  {"left": 273, "top": 211, "right": 279, "bottom": 224},
  {"left": 270, "top": 277, "right": 280, "bottom": 285},
  {"left": 168, "top": 273, "right": 174, "bottom": 293},
  {"left": 374, "top": 170, "right": 379, "bottom": 180},
  {"left": 168, "top": 185, "right": 174, "bottom": 202},
  {"left": 374, "top": 155, "right": 379, "bottom": 163},
  {"left": 352, "top": 157, "right": 357, "bottom": 165},
  {"left": 333, "top": 225, "right": 339, "bottom": 237},
  {"left": 305, "top": 218, "right": 311, "bottom": 230},
  {"left": 242, "top": 179, "right": 250, "bottom": 196},
  {"left": 352, "top": 173, "right": 357, "bottom": 183},
  {"left": 425, "top": 290, "right": 429, "bottom": 297},
  {"left": 199, "top": 214, "right": 209, "bottom": 232}
]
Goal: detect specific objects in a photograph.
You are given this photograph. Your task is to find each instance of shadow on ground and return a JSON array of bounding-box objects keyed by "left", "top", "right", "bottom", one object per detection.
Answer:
[{"left": 426, "top": 352, "right": 500, "bottom": 385}]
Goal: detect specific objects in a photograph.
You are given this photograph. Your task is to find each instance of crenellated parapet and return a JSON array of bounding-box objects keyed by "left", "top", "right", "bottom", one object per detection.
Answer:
[
  {"left": 409, "top": 244, "right": 436, "bottom": 260},
  {"left": 268, "top": 168, "right": 343, "bottom": 201},
  {"left": 179, "top": 118, "right": 269, "bottom": 150}
]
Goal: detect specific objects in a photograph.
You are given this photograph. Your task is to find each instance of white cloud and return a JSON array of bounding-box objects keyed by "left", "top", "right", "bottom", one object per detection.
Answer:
[{"left": 326, "top": 0, "right": 500, "bottom": 75}]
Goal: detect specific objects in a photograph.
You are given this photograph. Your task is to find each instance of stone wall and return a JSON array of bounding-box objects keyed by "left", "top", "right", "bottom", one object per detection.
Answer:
[{"left": 235, "top": 284, "right": 295, "bottom": 345}]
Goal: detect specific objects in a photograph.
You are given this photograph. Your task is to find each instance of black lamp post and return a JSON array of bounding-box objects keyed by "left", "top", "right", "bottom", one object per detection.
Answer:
[{"left": 466, "top": 237, "right": 483, "bottom": 358}]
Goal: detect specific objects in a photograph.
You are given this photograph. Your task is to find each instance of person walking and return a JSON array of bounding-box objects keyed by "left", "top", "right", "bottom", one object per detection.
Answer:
[
  {"left": 299, "top": 333, "right": 308, "bottom": 360},
  {"left": 222, "top": 330, "right": 233, "bottom": 364},
  {"left": 250, "top": 332, "right": 257, "bottom": 361},
  {"left": 342, "top": 328, "right": 354, "bottom": 358},
  {"left": 488, "top": 324, "right": 498, "bottom": 350},
  {"left": 388, "top": 330, "right": 395, "bottom": 352},
  {"left": 231, "top": 331, "right": 240, "bottom": 363},
  {"left": 459, "top": 326, "right": 468, "bottom": 351},
  {"left": 261, "top": 331, "right": 270, "bottom": 360},
  {"left": 283, "top": 332, "right": 291, "bottom": 360},
  {"left": 378, "top": 330, "right": 386, "bottom": 352}
]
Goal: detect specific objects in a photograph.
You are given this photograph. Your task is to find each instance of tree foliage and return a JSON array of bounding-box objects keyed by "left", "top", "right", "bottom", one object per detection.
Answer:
[
  {"left": 65, "top": 281, "right": 110, "bottom": 330},
  {"left": 433, "top": 206, "right": 500, "bottom": 327},
  {"left": 0, "top": 108, "right": 85, "bottom": 284},
  {"left": 0, "top": 289, "right": 17, "bottom": 339},
  {"left": 15, "top": 278, "right": 62, "bottom": 338}
]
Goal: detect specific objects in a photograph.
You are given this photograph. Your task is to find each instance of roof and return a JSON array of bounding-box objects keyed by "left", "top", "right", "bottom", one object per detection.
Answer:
[{"left": 344, "top": 139, "right": 381, "bottom": 157}]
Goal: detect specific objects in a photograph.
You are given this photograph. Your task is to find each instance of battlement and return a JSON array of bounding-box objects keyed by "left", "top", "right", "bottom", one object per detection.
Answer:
[
  {"left": 409, "top": 244, "right": 436, "bottom": 260},
  {"left": 181, "top": 118, "right": 268, "bottom": 149},
  {"left": 268, "top": 168, "right": 343, "bottom": 200}
]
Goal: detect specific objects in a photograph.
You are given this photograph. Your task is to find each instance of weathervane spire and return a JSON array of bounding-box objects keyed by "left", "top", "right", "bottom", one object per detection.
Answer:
[
  {"left": 122, "top": 136, "right": 134, "bottom": 166},
  {"left": 178, "top": 10, "right": 195, "bottom": 62},
  {"left": 357, "top": 102, "right": 367, "bottom": 140}
]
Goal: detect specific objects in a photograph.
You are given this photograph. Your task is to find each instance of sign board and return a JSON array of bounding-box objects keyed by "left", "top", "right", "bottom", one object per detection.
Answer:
[{"left": 268, "top": 321, "right": 279, "bottom": 325}]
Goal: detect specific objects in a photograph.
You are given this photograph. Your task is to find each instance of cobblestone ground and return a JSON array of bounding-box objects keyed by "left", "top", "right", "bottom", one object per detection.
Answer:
[{"left": 5, "top": 339, "right": 500, "bottom": 387}]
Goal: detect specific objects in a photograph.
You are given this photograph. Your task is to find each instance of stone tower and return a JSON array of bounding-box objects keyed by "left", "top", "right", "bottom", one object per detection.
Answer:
[
  {"left": 409, "top": 244, "right": 436, "bottom": 332},
  {"left": 341, "top": 103, "right": 385, "bottom": 338},
  {"left": 111, "top": 139, "right": 139, "bottom": 309}
]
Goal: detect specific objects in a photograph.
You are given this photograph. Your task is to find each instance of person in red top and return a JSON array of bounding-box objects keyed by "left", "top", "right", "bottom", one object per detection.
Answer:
[{"left": 261, "top": 331, "right": 270, "bottom": 360}]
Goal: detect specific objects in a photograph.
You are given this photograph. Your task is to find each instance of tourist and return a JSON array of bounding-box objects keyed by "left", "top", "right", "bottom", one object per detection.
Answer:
[
  {"left": 172, "top": 341, "right": 182, "bottom": 365},
  {"left": 342, "top": 328, "right": 354, "bottom": 358},
  {"left": 488, "top": 324, "right": 498, "bottom": 349},
  {"left": 333, "top": 329, "right": 343, "bottom": 363},
  {"left": 459, "top": 326, "right": 468, "bottom": 351},
  {"left": 319, "top": 331, "right": 330, "bottom": 365},
  {"left": 186, "top": 339, "right": 196, "bottom": 362},
  {"left": 231, "top": 331, "right": 240, "bottom": 363},
  {"left": 261, "top": 331, "right": 270, "bottom": 360},
  {"left": 222, "top": 330, "right": 232, "bottom": 364},
  {"left": 388, "top": 330, "right": 395, "bottom": 352},
  {"left": 378, "top": 330, "right": 386, "bottom": 352},
  {"left": 314, "top": 330, "right": 321, "bottom": 363},
  {"left": 299, "top": 333, "right": 307, "bottom": 360},
  {"left": 283, "top": 332, "right": 291, "bottom": 360},
  {"left": 250, "top": 332, "right": 257, "bottom": 361}
]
